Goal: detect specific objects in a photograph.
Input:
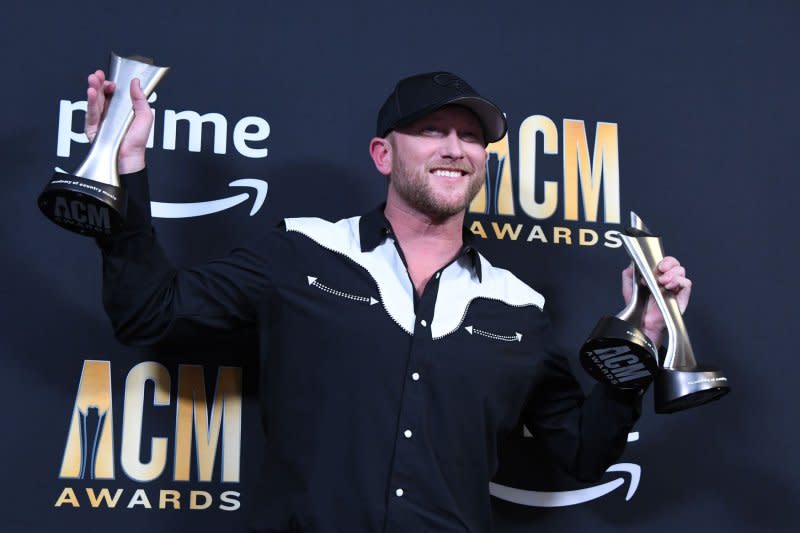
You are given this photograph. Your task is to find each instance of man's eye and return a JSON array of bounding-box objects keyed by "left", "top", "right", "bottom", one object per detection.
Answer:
[
  {"left": 460, "top": 132, "right": 484, "bottom": 144},
  {"left": 421, "top": 127, "right": 442, "bottom": 135}
]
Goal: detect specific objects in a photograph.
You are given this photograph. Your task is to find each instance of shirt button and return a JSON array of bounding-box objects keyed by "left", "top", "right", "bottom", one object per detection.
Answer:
[
  {"left": 411, "top": 372, "right": 420, "bottom": 381},
  {"left": 404, "top": 429, "right": 413, "bottom": 438},
  {"left": 395, "top": 488, "right": 404, "bottom": 497},
  {"left": 420, "top": 319, "right": 427, "bottom": 327},
  {"left": 435, "top": 272, "right": 441, "bottom": 279}
]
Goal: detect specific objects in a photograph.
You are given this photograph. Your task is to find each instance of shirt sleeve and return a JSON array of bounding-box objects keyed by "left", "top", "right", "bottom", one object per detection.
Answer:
[
  {"left": 521, "top": 310, "right": 642, "bottom": 482},
  {"left": 96, "top": 168, "right": 276, "bottom": 346}
]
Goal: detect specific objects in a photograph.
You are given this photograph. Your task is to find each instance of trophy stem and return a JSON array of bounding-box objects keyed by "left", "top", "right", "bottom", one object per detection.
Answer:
[
  {"left": 74, "top": 53, "right": 169, "bottom": 188},
  {"left": 616, "top": 261, "right": 647, "bottom": 324},
  {"left": 619, "top": 233, "right": 698, "bottom": 370}
]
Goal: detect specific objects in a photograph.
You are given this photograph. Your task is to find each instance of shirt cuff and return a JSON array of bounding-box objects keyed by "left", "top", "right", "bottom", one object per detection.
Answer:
[
  {"left": 601, "top": 382, "right": 646, "bottom": 405},
  {"left": 119, "top": 168, "right": 152, "bottom": 230}
]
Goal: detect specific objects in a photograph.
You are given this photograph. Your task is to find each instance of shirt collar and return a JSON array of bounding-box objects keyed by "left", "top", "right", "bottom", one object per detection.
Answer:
[{"left": 358, "top": 204, "right": 482, "bottom": 281}]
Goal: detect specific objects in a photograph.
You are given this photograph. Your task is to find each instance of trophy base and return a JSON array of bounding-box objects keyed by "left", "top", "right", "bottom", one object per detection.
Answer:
[
  {"left": 38, "top": 173, "right": 127, "bottom": 237},
  {"left": 580, "top": 316, "right": 659, "bottom": 390},
  {"left": 654, "top": 367, "right": 730, "bottom": 413}
]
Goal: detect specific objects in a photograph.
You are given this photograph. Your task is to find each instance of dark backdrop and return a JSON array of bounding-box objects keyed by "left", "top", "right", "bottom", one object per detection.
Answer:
[{"left": 2, "top": 1, "right": 797, "bottom": 531}]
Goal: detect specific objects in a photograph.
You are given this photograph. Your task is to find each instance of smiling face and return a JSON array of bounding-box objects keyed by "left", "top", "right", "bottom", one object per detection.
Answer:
[{"left": 375, "top": 106, "right": 488, "bottom": 221}]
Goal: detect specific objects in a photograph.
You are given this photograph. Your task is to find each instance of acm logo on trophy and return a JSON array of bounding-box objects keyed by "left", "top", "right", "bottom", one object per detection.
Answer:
[
  {"left": 38, "top": 52, "right": 169, "bottom": 236},
  {"left": 580, "top": 212, "right": 730, "bottom": 412}
]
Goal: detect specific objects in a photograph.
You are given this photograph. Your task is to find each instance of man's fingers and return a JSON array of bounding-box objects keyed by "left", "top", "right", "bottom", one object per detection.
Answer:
[
  {"left": 85, "top": 85, "right": 102, "bottom": 137},
  {"left": 621, "top": 263, "right": 634, "bottom": 284},
  {"left": 87, "top": 71, "right": 114, "bottom": 110},
  {"left": 658, "top": 266, "right": 686, "bottom": 285},
  {"left": 657, "top": 256, "right": 681, "bottom": 272},
  {"left": 88, "top": 70, "right": 103, "bottom": 88},
  {"left": 130, "top": 78, "right": 147, "bottom": 103},
  {"left": 621, "top": 262, "right": 635, "bottom": 300},
  {"left": 664, "top": 276, "right": 692, "bottom": 291},
  {"left": 86, "top": 70, "right": 117, "bottom": 142},
  {"left": 129, "top": 78, "right": 154, "bottom": 123},
  {"left": 654, "top": 257, "right": 690, "bottom": 293},
  {"left": 86, "top": 87, "right": 98, "bottom": 115}
]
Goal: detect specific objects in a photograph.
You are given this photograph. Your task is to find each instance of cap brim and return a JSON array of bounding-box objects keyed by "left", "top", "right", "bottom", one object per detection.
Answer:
[
  {"left": 389, "top": 95, "right": 507, "bottom": 144},
  {"left": 447, "top": 96, "right": 507, "bottom": 143}
]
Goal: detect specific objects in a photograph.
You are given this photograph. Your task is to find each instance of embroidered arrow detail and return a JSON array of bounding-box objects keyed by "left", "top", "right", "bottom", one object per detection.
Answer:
[
  {"left": 464, "top": 325, "right": 522, "bottom": 342},
  {"left": 307, "top": 276, "right": 378, "bottom": 305}
]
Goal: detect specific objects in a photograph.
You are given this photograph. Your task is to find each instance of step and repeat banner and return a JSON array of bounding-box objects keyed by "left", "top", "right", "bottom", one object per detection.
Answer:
[{"left": 2, "top": 1, "right": 798, "bottom": 531}]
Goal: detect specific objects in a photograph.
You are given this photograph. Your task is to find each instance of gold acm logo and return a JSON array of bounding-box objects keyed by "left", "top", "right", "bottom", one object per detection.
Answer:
[
  {"left": 469, "top": 115, "right": 623, "bottom": 248},
  {"left": 55, "top": 360, "right": 242, "bottom": 511}
]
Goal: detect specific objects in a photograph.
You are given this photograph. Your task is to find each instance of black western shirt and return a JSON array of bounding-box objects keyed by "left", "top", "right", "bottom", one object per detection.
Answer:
[{"left": 100, "top": 171, "right": 640, "bottom": 533}]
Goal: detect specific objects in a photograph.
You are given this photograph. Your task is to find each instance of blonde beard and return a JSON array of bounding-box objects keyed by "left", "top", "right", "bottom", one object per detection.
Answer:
[{"left": 391, "top": 159, "right": 485, "bottom": 220}]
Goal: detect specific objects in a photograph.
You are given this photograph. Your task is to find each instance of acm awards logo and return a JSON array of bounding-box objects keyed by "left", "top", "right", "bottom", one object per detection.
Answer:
[
  {"left": 468, "top": 115, "right": 623, "bottom": 249},
  {"left": 54, "top": 360, "right": 242, "bottom": 512}
]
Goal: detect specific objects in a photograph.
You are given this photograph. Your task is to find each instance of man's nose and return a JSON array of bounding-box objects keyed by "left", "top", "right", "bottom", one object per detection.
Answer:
[{"left": 439, "top": 130, "right": 465, "bottom": 158}]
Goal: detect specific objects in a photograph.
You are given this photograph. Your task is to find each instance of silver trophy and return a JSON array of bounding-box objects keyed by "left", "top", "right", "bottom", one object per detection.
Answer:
[
  {"left": 581, "top": 212, "right": 730, "bottom": 413},
  {"left": 38, "top": 53, "right": 169, "bottom": 236}
]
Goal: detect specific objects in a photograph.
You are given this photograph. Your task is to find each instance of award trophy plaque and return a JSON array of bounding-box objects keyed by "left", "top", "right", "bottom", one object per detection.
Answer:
[
  {"left": 580, "top": 212, "right": 730, "bottom": 413},
  {"left": 38, "top": 53, "right": 169, "bottom": 237}
]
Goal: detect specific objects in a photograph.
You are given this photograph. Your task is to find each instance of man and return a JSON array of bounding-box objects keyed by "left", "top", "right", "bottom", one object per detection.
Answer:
[{"left": 87, "top": 70, "right": 690, "bottom": 532}]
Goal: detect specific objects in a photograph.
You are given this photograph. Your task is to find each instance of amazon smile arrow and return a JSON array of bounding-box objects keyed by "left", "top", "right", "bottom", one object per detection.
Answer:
[
  {"left": 54, "top": 168, "right": 268, "bottom": 219},
  {"left": 489, "top": 462, "right": 641, "bottom": 507},
  {"left": 151, "top": 179, "right": 268, "bottom": 218}
]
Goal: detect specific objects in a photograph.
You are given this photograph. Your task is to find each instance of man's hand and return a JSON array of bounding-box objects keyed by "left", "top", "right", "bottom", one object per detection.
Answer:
[
  {"left": 86, "top": 70, "right": 153, "bottom": 174},
  {"left": 621, "top": 256, "right": 692, "bottom": 346}
]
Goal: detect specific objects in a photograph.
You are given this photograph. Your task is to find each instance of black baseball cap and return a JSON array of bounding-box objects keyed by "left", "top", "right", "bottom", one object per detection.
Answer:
[{"left": 376, "top": 72, "right": 507, "bottom": 144}]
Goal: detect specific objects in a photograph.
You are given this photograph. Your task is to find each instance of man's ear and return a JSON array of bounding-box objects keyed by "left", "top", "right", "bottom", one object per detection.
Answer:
[{"left": 369, "top": 137, "right": 392, "bottom": 176}]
